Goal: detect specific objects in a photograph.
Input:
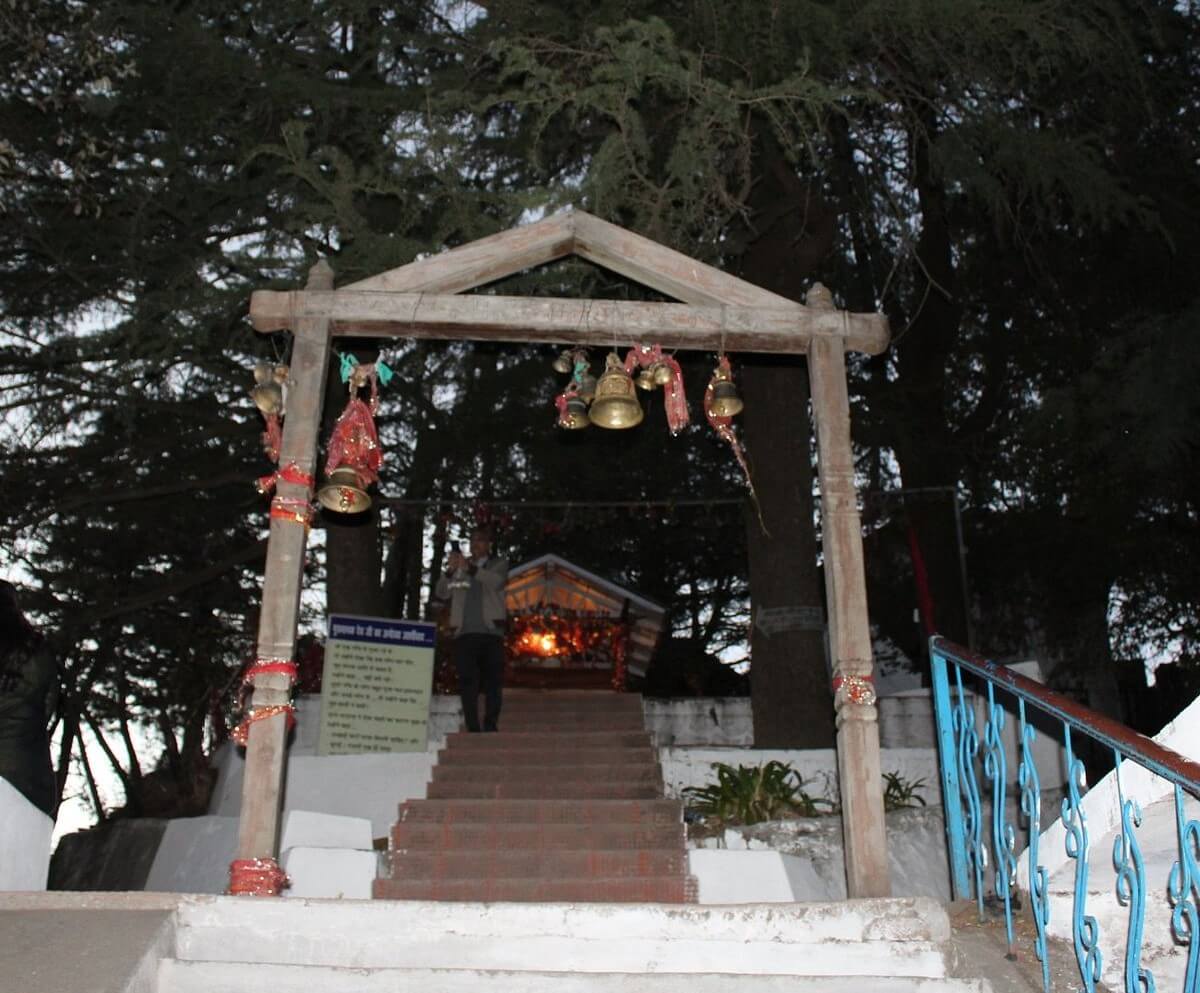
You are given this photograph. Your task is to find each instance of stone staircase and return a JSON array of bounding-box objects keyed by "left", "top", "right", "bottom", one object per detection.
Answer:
[
  {"left": 374, "top": 689, "right": 696, "bottom": 902},
  {"left": 136, "top": 688, "right": 988, "bottom": 989},
  {"left": 154, "top": 893, "right": 992, "bottom": 992}
]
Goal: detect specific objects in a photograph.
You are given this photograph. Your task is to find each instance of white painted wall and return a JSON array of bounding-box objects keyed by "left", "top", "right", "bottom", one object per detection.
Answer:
[
  {"left": 688, "top": 808, "right": 953, "bottom": 904},
  {"left": 0, "top": 776, "right": 53, "bottom": 890},
  {"left": 643, "top": 698, "right": 754, "bottom": 746},
  {"left": 210, "top": 695, "right": 450, "bottom": 839},
  {"left": 145, "top": 809, "right": 377, "bottom": 898}
]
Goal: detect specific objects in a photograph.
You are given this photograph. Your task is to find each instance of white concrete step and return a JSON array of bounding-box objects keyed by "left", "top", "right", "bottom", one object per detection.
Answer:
[
  {"left": 169, "top": 894, "right": 955, "bottom": 978},
  {"left": 158, "top": 959, "right": 993, "bottom": 993}
]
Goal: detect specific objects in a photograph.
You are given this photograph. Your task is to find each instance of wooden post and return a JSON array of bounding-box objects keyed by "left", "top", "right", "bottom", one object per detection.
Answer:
[
  {"left": 806, "top": 282, "right": 891, "bottom": 898},
  {"left": 233, "top": 259, "right": 334, "bottom": 889}
]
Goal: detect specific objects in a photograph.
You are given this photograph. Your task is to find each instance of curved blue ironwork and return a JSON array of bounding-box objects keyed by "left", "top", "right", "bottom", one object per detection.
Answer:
[
  {"left": 954, "top": 663, "right": 985, "bottom": 911},
  {"left": 984, "top": 681, "right": 1017, "bottom": 950},
  {"left": 1062, "top": 725, "right": 1103, "bottom": 992},
  {"left": 1112, "top": 752, "right": 1155, "bottom": 993},
  {"left": 1168, "top": 784, "right": 1200, "bottom": 993},
  {"left": 931, "top": 637, "right": 1200, "bottom": 992},
  {"left": 1017, "top": 699, "right": 1050, "bottom": 992}
]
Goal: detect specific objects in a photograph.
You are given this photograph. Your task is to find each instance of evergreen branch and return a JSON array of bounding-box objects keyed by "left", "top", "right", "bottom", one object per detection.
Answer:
[{"left": 79, "top": 540, "right": 268, "bottom": 623}]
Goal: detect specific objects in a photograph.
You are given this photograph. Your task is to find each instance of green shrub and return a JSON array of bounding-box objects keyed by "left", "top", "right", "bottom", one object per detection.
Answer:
[
  {"left": 683, "top": 761, "right": 832, "bottom": 825},
  {"left": 882, "top": 770, "right": 928, "bottom": 811}
]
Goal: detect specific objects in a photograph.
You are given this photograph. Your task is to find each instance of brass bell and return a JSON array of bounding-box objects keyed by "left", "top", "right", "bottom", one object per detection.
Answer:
[
  {"left": 251, "top": 381, "right": 284, "bottom": 416},
  {"left": 552, "top": 350, "right": 574, "bottom": 375},
  {"left": 588, "top": 354, "right": 644, "bottom": 429},
  {"left": 709, "top": 379, "right": 744, "bottom": 418},
  {"left": 636, "top": 367, "right": 658, "bottom": 391},
  {"left": 559, "top": 395, "right": 590, "bottom": 430},
  {"left": 318, "top": 466, "right": 371, "bottom": 514},
  {"left": 653, "top": 362, "right": 674, "bottom": 386}
]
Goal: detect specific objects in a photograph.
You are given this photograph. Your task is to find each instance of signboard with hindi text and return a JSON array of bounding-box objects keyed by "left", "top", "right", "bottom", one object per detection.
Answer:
[{"left": 317, "top": 613, "right": 436, "bottom": 755}]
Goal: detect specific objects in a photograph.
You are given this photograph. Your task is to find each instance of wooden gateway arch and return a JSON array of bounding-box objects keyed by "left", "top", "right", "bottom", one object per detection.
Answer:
[{"left": 241, "top": 207, "right": 893, "bottom": 898}]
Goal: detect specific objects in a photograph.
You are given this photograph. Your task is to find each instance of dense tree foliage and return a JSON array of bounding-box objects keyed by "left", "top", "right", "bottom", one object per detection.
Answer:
[{"left": 1, "top": 0, "right": 1197, "bottom": 819}]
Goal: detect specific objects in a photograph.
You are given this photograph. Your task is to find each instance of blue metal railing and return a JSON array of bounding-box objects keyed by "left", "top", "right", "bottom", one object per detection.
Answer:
[{"left": 930, "top": 635, "right": 1200, "bottom": 993}]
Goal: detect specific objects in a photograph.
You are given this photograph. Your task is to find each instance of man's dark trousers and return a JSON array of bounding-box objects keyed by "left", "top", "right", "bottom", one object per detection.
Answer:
[{"left": 454, "top": 633, "right": 504, "bottom": 732}]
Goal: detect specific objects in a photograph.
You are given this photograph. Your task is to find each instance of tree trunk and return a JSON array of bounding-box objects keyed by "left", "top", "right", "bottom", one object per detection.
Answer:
[
  {"left": 888, "top": 119, "right": 970, "bottom": 648},
  {"left": 734, "top": 130, "right": 839, "bottom": 748}
]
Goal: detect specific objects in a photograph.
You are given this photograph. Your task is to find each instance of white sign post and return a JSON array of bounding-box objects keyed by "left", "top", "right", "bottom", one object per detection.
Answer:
[{"left": 317, "top": 613, "right": 436, "bottom": 755}]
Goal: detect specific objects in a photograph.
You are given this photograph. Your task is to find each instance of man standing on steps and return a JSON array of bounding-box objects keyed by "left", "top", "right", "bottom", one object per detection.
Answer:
[{"left": 436, "top": 526, "right": 509, "bottom": 732}]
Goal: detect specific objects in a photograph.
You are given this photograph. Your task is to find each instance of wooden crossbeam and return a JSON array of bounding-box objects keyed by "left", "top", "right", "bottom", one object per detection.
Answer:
[{"left": 249, "top": 289, "right": 889, "bottom": 356}]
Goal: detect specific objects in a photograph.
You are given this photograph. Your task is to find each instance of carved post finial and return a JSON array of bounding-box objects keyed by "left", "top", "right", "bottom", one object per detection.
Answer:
[
  {"left": 307, "top": 258, "right": 335, "bottom": 290},
  {"left": 807, "top": 282, "right": 834, "bottom": 310}
]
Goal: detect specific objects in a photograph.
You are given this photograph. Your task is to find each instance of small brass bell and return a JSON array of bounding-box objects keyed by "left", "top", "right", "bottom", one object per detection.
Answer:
[
  {"left": 318, "top": 466, "right": 371, "bottom": 514},
  {"left": 552, "top": 350, "right": 574, "bottom": 375},
  {"left": 560, "top": 395, "right": 590, "bottom": 429},
  {"left": 636, "top": 367, "right": 658, "bottom": 391},
  {"left": 588, "top": 353, "right": 644, "bottom": 429},
  {"left": 251, "top": 380, "right": 284, "bottom": 416},
  {"left": 577, "top": 371, "right": 598, "bottom": 403},
  {"left": 709, "top": 378, "right": 744, "bottom": 418},
  {"left": 653, "top": 362, "right": 674, "bottom": 386}
]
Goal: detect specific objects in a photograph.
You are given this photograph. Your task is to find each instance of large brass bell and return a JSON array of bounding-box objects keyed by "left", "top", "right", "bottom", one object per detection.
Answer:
[
  {"left": 709, "top": 377, "right": 744, "bottom": 418},
  {"left": 588, "top": 353, "right": 644, "bottom": 429},
  {"left": 318, "top": 466, "right": 371, "bottom": 514},
  {"left": 560, "top": 394, "right": 590, "bottom": 429}
]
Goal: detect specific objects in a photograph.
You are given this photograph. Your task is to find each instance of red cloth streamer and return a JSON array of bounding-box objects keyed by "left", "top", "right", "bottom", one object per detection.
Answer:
[
  {"left": 624, "top": 345, "right": 689, "bottom": 434},
  {"left": 261, "top": 413, "right": 282, "bottom": 463},
  {"left": 324, "top": 396, "right": 382, "bottom": 486},
  {"left": 269, "top": 496, "right": 315, "bottom": 529},
  {"left": 242, "top": 659, "right": 299, "bottom": 686},
  {"left": 228, "top": 857, "right": 290, "bottom": 896},
  {"left": 230, "top": 704, "right": 297, "bottom": 747},
  {"left": 256, "top": 462, "right": 315, "bottom": 495},
  {"left": 906, "top": 522, "right": 938, "bottom": 636},
  {"left": 554, "top": 380, "right": 583, "bottom": 426}
]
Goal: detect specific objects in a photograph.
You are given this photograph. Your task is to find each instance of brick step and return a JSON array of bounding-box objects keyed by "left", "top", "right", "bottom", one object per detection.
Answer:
[
  {"left": 442, "top": 731, "right": 654, "bottom": 750},
  {"left": 503, "top": 690, "right": 632, "bottom": 699},
  {"left": 436, "top": 746, "right": 657, "bottom": 766},
  {"left": 384, "top": 848, "right": 688, "bottom": 881},
  {"left": 431, "top": 764, "right": 661, "bottom": 786},
  {"left": 372, "top": 874, "right": 696, "bottom": 903},
  {"left": 496, "top": 705, "right": 648, "bottom": 719},
  {"left": 499, "top": 715, "right": 646, "bottom": 730},
  {"left": 396, "top": 798, "right": 684, "bottom": 826},
  {"left": 496, "top": 700, "right": 648, "bottom": 714},
  {"left": 426, "top": 779, "right": 661, "bottom": 800},
  {"left": 500, "top": 693, "right": 643, "bottom": 706},
  {"left": 391, "top": 820, "right": 685, "bottom": 851}
]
